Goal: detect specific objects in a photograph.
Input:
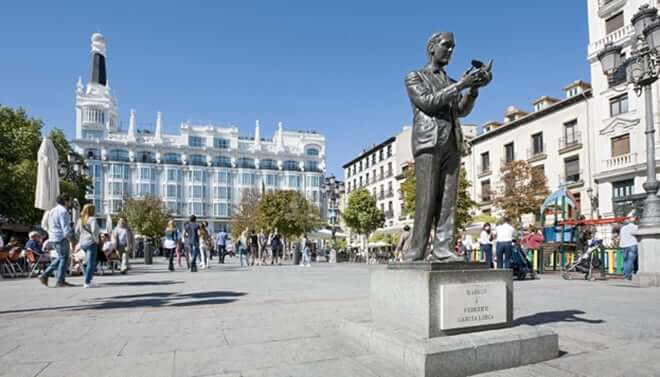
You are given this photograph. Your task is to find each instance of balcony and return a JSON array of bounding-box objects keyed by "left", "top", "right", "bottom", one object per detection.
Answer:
[
  {"left": 597, "top": 0, "right": 626, "bottom": 18},
  {"left": 385, "top": 210, "right": 394, "bottom": 219},
  {"left": 527, "top": 144, "right": 547, "bottom": 163},
  {"left": 386, "top": 190, "right": 394, "bottom": 198},
  {"left": 558, "top": 132, "right": 582, "bottom": 154},
  {"left": 378, "top": 193, "right": 385, "bottom": 200},
  {"left": 500, "top": 157, "right": 516, "bottom": 166},
  {"left": 605, "top": 152, "right": 638, "bottom": 169},
  {"left": 477, "top": 164, "right": 492, "bottom": 178},
  {"left": 588, "top": 24, "right": 634, "bottom": 57}
]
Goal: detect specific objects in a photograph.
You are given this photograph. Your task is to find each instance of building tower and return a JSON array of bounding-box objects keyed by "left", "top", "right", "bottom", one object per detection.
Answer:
[{"left": 75, "top": 32, "right": 119, "bottom": 142}]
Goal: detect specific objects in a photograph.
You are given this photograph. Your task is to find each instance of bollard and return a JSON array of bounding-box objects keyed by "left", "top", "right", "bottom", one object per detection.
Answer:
[
  {"left": 608, "top": 250, "right": 615, "bottom": 274},
  {"left": 616, "top": 249, "right": 624, "bottom": 274},
  {"left": 144, "top": 238, "right": 153, "bottom": 265}
]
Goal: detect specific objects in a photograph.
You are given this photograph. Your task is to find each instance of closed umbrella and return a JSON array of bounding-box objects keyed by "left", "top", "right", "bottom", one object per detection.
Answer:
[
  {"left": 34, "top": 138, "right": 60, "bottom": 210},
  {"left": 106, "top": 213, "right": 113, "bottom": 235}
]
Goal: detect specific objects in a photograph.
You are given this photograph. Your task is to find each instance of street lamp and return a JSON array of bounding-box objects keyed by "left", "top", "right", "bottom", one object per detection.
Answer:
[{"left": 597, "top": 4, "right": 660, "bottom": 227}]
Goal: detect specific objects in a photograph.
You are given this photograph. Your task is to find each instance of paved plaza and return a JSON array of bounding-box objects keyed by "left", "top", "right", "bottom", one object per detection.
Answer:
[{"left": 0, "top": 259, "right": 659, "bottom": 377}]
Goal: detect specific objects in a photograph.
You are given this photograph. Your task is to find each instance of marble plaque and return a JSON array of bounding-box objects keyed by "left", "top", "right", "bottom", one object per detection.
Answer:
[{"left": 440, "top": 282, "right": 506, "bottom": 330}]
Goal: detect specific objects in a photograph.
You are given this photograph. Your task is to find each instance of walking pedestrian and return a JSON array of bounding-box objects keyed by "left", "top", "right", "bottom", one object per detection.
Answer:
[
  {"left": 258, "top": 229, "right": 268, "bottom": 265},
  {"left": 249, "top": 230, "right": 259, "bottom": 265},
  {"left": 215, "top": 228, "right": 228, "bottom": 264},
  {"left": 198, "top": 223, "right": 209, "bottom": 269},
  {"left": 300, "top": 234, "right": 311, "bottom": 267},
  {"left": 269, "top": 230, "right": 282, "bottom": 265},
  {"left": 238, "top": 230, "right": 249, "bottom": 267},
  {"left": 480, "top": 223, "right": 494, "bottom": 268},
  {"left": 163, "top": 220, "right": 179, "bottom": 271},
  {"left": 461, "top": 233, "right": 473, "bottom": 262},
  {"left": 76, "top": 204, "right": 100, "bottom": 288},
  {"left": 395, "top": 225, "right": 411, "bottom": 262},
  {"left": 112, "top": 216, "right": 134, "bottom": 274},
  {"left": 38, "top": 193, "right": 75, "bottom": 288},
  {"left": 184, "top": 215, "right": 200, "bottom": 272},
  {"left": 619, "top": 217, "right": 639, "bottom": 281},
  {"left": 495, "top": 217, "right": 515, "bottom": 269}
]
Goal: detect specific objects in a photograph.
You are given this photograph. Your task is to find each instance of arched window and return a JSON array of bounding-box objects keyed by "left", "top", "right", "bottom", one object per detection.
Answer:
[
  {"left": 213, "top": 156, "right": 232, "bottom": 167},
  {"left": 237, "top": 157, "right": 256, "bottom": 169},
  {"left": 137, "top": 151, "right": 156, "bottom": 163},
  {"left": 85, "top": 148, "right": 101, "bottom": 160},
  {"left": 306, "top": 147, "right": 320, "bottom": 156},
  {"left": 163, "top": 153, "right": 182, "bottom": 165},
  {"left": 261, "top": 159, "right": 278, "bottom": 170},
  {"left": 283, "top": 160, "right": 299, "bottom": 171},
  {"left": 109, "top": 149, "right": 129, "bottom": 162},
  {"left": 189, "top": 154, "right": 207, "bottom": 166}
]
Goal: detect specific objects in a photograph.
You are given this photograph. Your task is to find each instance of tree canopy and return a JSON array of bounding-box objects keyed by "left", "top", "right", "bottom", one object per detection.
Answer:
[
  {"left": 493, "top": 160, "right": 549, "bottom": 227},
  {"left": 119, "top": 196, "right": 169, "bottom": 240},
  {"left": 342, "top": 188, "right": 385, "bottom": 238},
  {"left": 256, "top": 190, "right": 322, "bottom": 241}
]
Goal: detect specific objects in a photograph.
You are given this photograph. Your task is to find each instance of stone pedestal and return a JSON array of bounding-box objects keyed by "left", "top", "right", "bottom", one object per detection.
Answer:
[
  {"left": 636, "top": 226, "right": 660, "bottom": 287},
  {"left": 341, "top": 263, "right": 558, "bottom": 377}
]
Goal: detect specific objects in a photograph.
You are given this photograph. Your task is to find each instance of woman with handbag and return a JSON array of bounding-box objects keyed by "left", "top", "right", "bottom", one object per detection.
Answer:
[
  {"left": 76, "top": 204, "right": 100, "bottom": 288},
  {"left": 163, "top": 221, "right": 180, "bottom": 271}
]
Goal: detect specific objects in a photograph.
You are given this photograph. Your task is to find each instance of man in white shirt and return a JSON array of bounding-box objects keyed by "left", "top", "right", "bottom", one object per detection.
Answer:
[
  {"left": 619, "top": 217, "right": 639, "bottom": 281},
  {"left": 39, "top": 193, "right": 75, "bottom": 287},
  {"left": 495, "top": 217, "right": 515, "bottom": 269}
]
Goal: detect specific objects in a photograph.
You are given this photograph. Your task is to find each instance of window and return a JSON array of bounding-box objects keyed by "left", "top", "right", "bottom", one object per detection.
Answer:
[
  {"left": 284, "top": 160, "right": 299, "bottom": 171},
  {"left": 166, "top": 184, "right": 180, "bottom": 198},
  {"left": 213, "top": 156, "right": 231, "bottom": 167},
  {"left": 359, "top": 160, "right": 363, "bottom": 172},
  {"left": 288, "top": 175, "right": 301, "bottom": 188},
  {"left": 365, "top": 157, "right": 370, "bottom": 169},
  {"left": 611, "top": 134, "right": 630, "bottom": 157},
  {"left": 214, "top": 187, "right": 231, "bottom": 200},
  {"left": 163, "top": 153, "right": 182, "bottom": 165},
  {"left": 217, "top": 171, "right": 229, "bottom": 184},
  {"left": 379, "top": 149, "right": 384, "bottom": 161},
  {"left": 610, "top": 94, "right": 628, "bottom": 117},
  {"left": 109, "top": 149, "right": 129, "bottom": 162},
  {"left": 188, "top": 136, "right": 205, "bottom": 147},
  {"left": 532, "top": 133, "right": 544, "bottom": 155},
  {"left": 82, "top": 130, "right": 103, "bottom": 140},
  {"left": 237, "top": 158, "right": 256, "bottom": 169},
  {"left": 109, "top": 164, "right": 130, "bottom": 179},
  {"left": 240, "top": 173, "right": 255, "bottom": 186},
  {"left": 214, "top": 138, "right": 230, "bottom": 149},
  {"left": 265, "top": 174, "right": 280, "bottom": 187},
  {"left": 605, "top": 12, "right": 624, "bottom": 35},
  {"left": 305, "top": 160, "right": 320, "bottom": 172},
  {"left": 137, "top": 151, "right": 156, "bottom": 163},
  {"left": 387, "top": 162, "right": 393, "bottom": 176},
  {"left": 387, "top": 145, "right": 392, "bottom": 157},
  {"left": 189, "top": 154, "right": 206, "bottom": 166},
  {"left": 613, "top": 179, "right": 634, "bottom": 199},
  {"left": 480, "top": 152, "right": 490, "bottom": 172},
  {"left": 504, "top": 143, "right": 515, "bottom": 163},
  {"left": 306, "top": 147, "right": 320, "bottom": 156},
  {"left": 85, "top": 148, "right": 101, "bottom": 160},
  {"left": 139, "top": 167, "right": 152, "bottom": 180},
  {"left": 372, "top": 154, "right": 376, "bottom": 164},
  {"left": 213, "top": 203, "right": 230, "bottom": 217},
  {"left": 564, "top": 120, "right": 578, "bottom": 144},
  {"left": 261, "top": 159, "right": 278, "bottom": 170},
  {"left": 166, "top": 169, "right": 180, "bottom": 181},
  {"left": 481, "top": 180, "right": 491, "bottom": 202},
  {"left": 380, "top": 166, "right": 384, "bottom": 179},
  {"left": 359, "top": 176, "right": 363, "bottom": 187},
  {"left": 366, "top": 173, "right": 370, "bottom": 184},
  {"left": 564, "top": 156, "right": 580, "bottom": 183}
]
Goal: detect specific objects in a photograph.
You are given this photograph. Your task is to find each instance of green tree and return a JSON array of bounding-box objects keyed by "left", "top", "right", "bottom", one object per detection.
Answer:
[
  {"left": 400, "top": 166, "right": 475, "bottom": 233},
  {"left": 0, "top": 106, "right": 43, "bottom": 224},
  {"left": 343, "top": 188, "right": 385, "bottom": 249},
  {"left": 49, "top": 128, "right": 92, "bottom": 206},
  {"left": 119, "top": 196, "right": 169, "bottom": 241},
  {"left": 493, "top": 160, "right": 549, "bottom": 227},
  {"left": 257, "top": 190, "right": 322, "bottom": 241}
]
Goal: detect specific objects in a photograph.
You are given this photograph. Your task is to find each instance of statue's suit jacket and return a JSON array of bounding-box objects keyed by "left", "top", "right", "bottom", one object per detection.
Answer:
[{"left": 405, "top": 64, "right": 476, "bottom": 157}]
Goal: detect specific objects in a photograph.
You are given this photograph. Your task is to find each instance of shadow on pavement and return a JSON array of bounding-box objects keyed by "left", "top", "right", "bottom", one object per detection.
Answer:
[
  {"left": 0, "top": 290, "right": 246, "bottom": 315},
  {"left": 514, "top": 310, "right": 606, "bottom": 326},
  {"left": 102, "top": 280, "right": 183, "bottom": 287}
]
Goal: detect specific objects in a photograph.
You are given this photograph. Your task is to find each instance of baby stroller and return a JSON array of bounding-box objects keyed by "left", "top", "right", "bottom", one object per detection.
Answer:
[
  {"left": 562, "top": 239, "right": 603, "bottom": 281},
  {"left": 511, "top": 241, "right": 536, "bottom": 280}
]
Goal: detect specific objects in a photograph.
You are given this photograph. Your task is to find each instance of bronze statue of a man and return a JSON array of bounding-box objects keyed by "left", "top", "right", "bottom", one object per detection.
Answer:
[{"left": 403, "top": 32, "right": 492, "bottom": 262}]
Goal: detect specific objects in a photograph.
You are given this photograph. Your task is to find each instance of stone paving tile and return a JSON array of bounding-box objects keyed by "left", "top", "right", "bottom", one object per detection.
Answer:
[
  {"left": 0, "top": 361, "right": 49, "bottom": 377},
  {"left": 37, "top": 352, "right": 174, "bottom": 377},
  {"left": 222, "top": 325, "right": 320, "bottom": 346},
  {"left": 240, "top": 357, "right": 379, "bottom": 377}
]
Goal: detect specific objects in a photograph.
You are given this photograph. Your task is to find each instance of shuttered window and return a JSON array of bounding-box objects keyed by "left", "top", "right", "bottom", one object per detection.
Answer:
[
  {"left": 606, "top": 12, "right": 624, "bottom": 34},
  {"left": 611, "top": 134, "right": 630, "bottom": 157}
]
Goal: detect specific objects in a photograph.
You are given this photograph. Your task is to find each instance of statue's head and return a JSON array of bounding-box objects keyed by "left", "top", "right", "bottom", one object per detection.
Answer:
[{"left": 426, "top": 32, "right": 455, "bottom": 67}]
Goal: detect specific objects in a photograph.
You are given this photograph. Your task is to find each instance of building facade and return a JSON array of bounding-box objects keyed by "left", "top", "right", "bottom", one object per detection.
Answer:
[
  {"left": 464, "top": 82, "right": 595, "bottom": 220},
  {"left": 587, "top": 0, "right": 660, "bottom": 218},
  {"left": 73, "top": 33, "right": 326, "bottom": 232}
]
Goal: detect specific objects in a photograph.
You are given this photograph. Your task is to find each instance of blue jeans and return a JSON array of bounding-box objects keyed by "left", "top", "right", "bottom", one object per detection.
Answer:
[
  {"left": 301, "top": 250, "right": 311, "bottom": 266},
  {"left": 239, "top": 249, "right": 248, "bottom": 267},
  {"left": 41, "top": 240, "right": 70, "bottom": 284},
  {"left": 481, "top": 244, "right": 493, "bottom": 268},
  {"left": 187, "top": 243, "right": 200, "bottom": 268},
  {"left": 82, "top": 243, "right": 97, "bottom": 284},
  {"left": 464, "top": 248, "right": 472, "bottom": 262},
  {"left": 623, "top": 245, "right": 638, "bottom": 280},
  {"left": 496, "top": 241, "right": 513, "bottom": 269}
]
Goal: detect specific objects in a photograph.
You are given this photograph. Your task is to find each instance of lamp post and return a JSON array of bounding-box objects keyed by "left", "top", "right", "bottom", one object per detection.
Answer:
[
  {"left": 597, "top": 4, "right": 660, "bottom": 226},
  {"left": 597, "top": 5, "right": 660, "bottom": 286}
]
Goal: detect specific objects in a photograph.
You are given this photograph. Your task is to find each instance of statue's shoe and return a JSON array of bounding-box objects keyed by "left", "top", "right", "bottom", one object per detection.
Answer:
[{"left": 429, "top": 253, "right": 465, "bottom": 263}]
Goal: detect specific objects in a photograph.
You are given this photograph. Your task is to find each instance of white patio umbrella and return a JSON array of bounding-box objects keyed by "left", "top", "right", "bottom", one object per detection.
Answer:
[{"left": 34, "top": 138, "right": 60, "bottom": 211}]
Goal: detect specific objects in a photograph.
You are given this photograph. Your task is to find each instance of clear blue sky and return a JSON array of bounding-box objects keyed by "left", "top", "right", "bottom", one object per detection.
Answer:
[{"left": 0, "top": 0, "right": 589, "bottom": 177}]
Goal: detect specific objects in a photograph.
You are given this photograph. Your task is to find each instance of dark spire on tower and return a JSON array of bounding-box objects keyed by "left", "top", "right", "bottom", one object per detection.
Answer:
[{"left": 90, "top": 33, "right": 107, "bottom": 86}]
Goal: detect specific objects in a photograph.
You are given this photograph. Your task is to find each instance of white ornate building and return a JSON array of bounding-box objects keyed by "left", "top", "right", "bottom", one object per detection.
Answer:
[{"left": 73, "top": 33, "right": 326, "bottom": 232}]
